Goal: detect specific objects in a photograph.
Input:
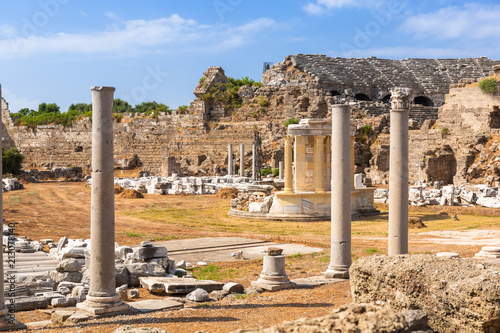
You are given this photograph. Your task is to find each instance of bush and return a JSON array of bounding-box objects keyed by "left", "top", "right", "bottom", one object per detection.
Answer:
[
  {"left": 2, "top": 148, "right": 24, "bottom": 175},
  {"left": 440, "top": 128, "right": 449, "bottom": 134},
  {"left": 258, "top": 97, "right": 270, "bottom": 107},
  {"left": 478, "top": 78, "right": 498, "bottom": 94},
  {"left": 284, "top": 118, "right": 299, "bottom": 127},
  {"left": 272, "top": 168, "right": 279, "bottom": 177},
  {"left": 261, "top": 168, "right": 273, "bottom": 177},
  {"left": 363, "top": 125, "right": 372, "bottom": 136}
]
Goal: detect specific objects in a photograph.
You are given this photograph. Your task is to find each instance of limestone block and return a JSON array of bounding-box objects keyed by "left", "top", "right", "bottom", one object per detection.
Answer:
[
  {"left": 115, "top": 246, "right": 134, "bottom": 261},
  {"left": 71, "top": 285, "right": 89, "bottom": 302},
  {"left": 350, "top": 254, "right": 500, "bottom": 332},
  {"left": 52, "top": 297, "right": 78, "bottom": 307},
  {"left": 16, "top": 274, "right": 55, "bottom": 293},
  {"left": 133, "top": 245, "right": 168, "bottom": 260},
  {"left": 62, "top": 247, "right": 86, "bottom": 259},
  {"left": 268, "top": 199, "right": 284, "bottom": 214},
  {"left": 9, "top": 296, "right": 49, "bottom": 311},
  {"left": 56, "top": 258, "right": 83, "bottom": 272},
  {"left": 186, "top": 288, "right": 209, "bottom": 302},
  {"left": 50, "top": 271, "right": 83, "bottom": 284},
  {"left": 223, "top": 282, "right": 244, "bottom": 294},
  {"left": 126, "top": 262, "right": 166, "bottom": 287},
  {"left": 140, "top": 277, "right": 224, "bottom": 294}
]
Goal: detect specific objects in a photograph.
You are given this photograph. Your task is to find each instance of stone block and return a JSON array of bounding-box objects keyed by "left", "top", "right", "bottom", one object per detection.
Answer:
[
  {"left": 56, "top": 258, "right": 82, "bottom": 272},
  {"left": 350, "top": 254, "right": 500, "bottom": 332},
  {"left": 133, "top": 246, "right": 168, "bottom": 260},
  {"left": 51, "top": 297, "right": 78, "bottom": 308},
  {"left": 186, "top": 288, "right": 209, "bottom": 302},
  {"left": 115, "top": 246, "right": 133, "bottom": 261},
  {"left": 16, "top": 274, "right": 55, "bottom": 293},
  {"left": 223, "top": 282, "right": 244, "bottom": 294},
  {"left": 283, "top": 205, "right": 301, "bottom": 214},
  {"left": 140, "top": 277, "right": 224, "bottom": 294},
  {"left": 9, "top": 296, "right": 48, "bottom": 311},
  {"left": 126, "top": 262, "right": 166, "bottom": 287},
  {"left": 50, "top": 271, "right": 83, "bottom": 284},
  {"left": 116, "top": 264, "right": 130, "bottom": 287}
]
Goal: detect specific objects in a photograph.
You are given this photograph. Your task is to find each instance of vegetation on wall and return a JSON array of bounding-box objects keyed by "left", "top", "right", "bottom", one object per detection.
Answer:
[
  {"left": 2, "top": 148, "right": 24, "bottom": 175},
  {"left": 201, "top": 76, "right": 261, "bottom": 109},
  {"left": 10, "top": 100, "right": 185, "bottom": 128},
  {"left": 478, "top": 78, "right": 498, "bottom": 94},
  {"left": 284, "top": 118, "right": 299, "bottom": 127}
]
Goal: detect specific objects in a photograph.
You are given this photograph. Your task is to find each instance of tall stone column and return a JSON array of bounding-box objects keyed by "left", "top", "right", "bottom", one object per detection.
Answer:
[
  {"left": 284, "top": 135, "right": 293, "bottom": 192},
  {"left": 294, "top": 136, "right": 306, "bottom": 192},
  {"left": 278, "top": 161, "right": 284, "bottom": 180},
  {"left": 77, "top": 87, "right": 129, "bottom": 315},
  {"left": 314, "top": 135, "right": 326, "bottom": 193},
  {"left": 324, "top": 104, "right": 351, "bottom": 279},
  {"left": 388, "top": 87, "right": 410, "bottom": 256},
  {"left": 239, "top": 144, "right": 244, "bottom": 177},
  {"left": 227, "top": 144, "right": 233, "bottom": 176},
  {"left": 350, "top": 134, "right": 355, "bottom": 190},
  {"left": 252, "top": 144, "right": 257, "bottom": 180},
  {"left": 0, "top": 86, "right": 26, "bottom": 331}
]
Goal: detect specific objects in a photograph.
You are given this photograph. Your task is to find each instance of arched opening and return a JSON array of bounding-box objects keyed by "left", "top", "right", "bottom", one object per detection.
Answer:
[
  {"left": 381, "top": 95, "right": 391, "bottom": 103},
  {"left": 331, "top": 90, "right": 341, "bottom": 97},
  {"left": 413, "top": 96, "right": 434, "bottom": 107},
  {"left": 355, "top": 93, "right": 371, "bottom": 101}
]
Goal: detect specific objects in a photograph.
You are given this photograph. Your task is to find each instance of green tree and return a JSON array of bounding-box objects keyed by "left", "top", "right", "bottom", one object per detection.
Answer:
[
  {"left": 2, "top": 148, "right": 24, "bottom": 175},
  {"left": 134, "top": 101, "right": 169, "bottom": 114},
  {"left": 113, "top": 99, "right": 132, "bottom": 113}
]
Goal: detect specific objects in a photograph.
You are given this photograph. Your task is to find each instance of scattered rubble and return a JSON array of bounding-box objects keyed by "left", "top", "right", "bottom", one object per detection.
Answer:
[
  {"left": 375, "top": 184, "right": 500, "bottom": 208},
  {"left": 2, "top": 178, "right": 23, "bottom": 192}
]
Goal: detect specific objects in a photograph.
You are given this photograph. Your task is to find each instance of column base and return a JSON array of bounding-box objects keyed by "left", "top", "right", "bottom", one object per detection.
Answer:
[
  {"left": 251, "top": 276, "right": 296, "bottom": 291},
  {"left": 76, "top": 294, "right": 130, "bottom": 316},
  {"left": 0, "top": 308, "right": 26, "bottom": 331},
  {"left": 323, "top": 266, "right": 350, "bottom": 279}
]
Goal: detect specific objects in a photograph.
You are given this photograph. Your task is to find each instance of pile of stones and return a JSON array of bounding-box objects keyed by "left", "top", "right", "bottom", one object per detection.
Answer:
[
  {"left": 2, "top": 178, "right": 23, "bottom": 192},
  {"left": 230, "top": 192, "right": 273, "bottom": 213},
  {"left": 374, "top": 184, "right": 500, "bottom": 208},
  {"left": 87, "top": 175, "right": 274, "bottom": 196},
  {"left": 20, "top": 167, "right": 84, "bottom": 182}
]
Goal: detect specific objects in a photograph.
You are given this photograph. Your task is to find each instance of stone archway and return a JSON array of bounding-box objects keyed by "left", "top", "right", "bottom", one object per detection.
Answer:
[
  {"left": 413, "top": 96, "right": 434, "bottom": 107},
  {"left": 355, "top": 93, "right": 371, "bottom": 101},
  {"left": 381, "top": 94, "right": 391, "bottom": 103}
]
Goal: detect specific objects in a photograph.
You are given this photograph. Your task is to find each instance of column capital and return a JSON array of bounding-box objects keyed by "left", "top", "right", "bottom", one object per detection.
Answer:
[
  {"left": 284, "top": 135, "right": 294, "bottom": 144},
  {"left": 314, "top": 135, "right": 326, "bottom": 145},
  {"left": 390, "top": 87, "right": 411, "bottom": 110}
]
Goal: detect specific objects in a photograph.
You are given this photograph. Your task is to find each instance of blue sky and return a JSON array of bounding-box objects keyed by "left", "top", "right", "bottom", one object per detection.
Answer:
[{"left": 0, "top": 0, "right": 499, "bottom": 113}]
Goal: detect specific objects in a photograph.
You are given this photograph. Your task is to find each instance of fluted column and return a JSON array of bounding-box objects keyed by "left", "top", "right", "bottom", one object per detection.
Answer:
[
  {"left": 323, "top": 104, "right": 351, "bottom": 279},
  {"left": 294, "top": 136, "right": 306, "bottom": 192},
  {"left": 0, "top": 86, "right": 26, "bottom": 330},
  {"left": 388, "top": 87, "right": 410, "bottom": 255},
  {"left": 350, "top": 134, "right": 355, "bottom": 190},
  {"left": 284, "top": 135, "right": 294, "bottom": 193},
  {"left": 314, "top": 135, "right": 326, "bottom": 193},
  {"left": 77, "top": 86, "right": 129, "bottom": 315}
]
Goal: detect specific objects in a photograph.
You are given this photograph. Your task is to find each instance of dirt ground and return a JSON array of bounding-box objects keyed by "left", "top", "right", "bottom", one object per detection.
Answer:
[{"left": 4, "top": 182, "right": 500, "bottom": 332}]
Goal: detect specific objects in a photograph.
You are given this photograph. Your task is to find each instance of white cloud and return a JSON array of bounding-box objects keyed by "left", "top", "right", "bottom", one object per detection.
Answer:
[
  {"left": 0, "top": 24, "right": 17, "bottom": 37},
  {"left": 303, "top": 0, "right": 383, "bottom": 14},
  {"left": 104, "top": 11, "right": 120, "bottom": 21},
  {"left": 402, "top": 3, "right": 500, "bottom": 40},
  {"left": 0, "top": 14, "right": 276, "bottom": 59},
  {"left": 2, "top": 88, "right": 40, "bottom": 113}
]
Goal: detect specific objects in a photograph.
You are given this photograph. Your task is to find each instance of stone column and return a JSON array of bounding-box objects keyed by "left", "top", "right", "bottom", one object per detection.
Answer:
[
  {"left": 350, "top": 134, "right": 355, "bottom": 190},
  {"left": 284, "top": 136, "right": 293, "bottom": 192},
  {"left": 314, "top": 135, "right": 326, "bottom": 193},
  {"left": 227, "top": 144, "right": 233, "bottom": 176},
  {"left": 77, "top": 87, "right": 129, "bottom": 315},
  {"left": 252, "top": 144, "right": 257, "bottom": 180},
  {"left": 388, "top": 87, "right": 410, "bottom": 256},
  {"left": 239, "top": 144, "right": 244, "bottom": 177},
  {"left": 294, "top": 136, "right": 306, "bottom": 192},
  {"left": 278, "top": 161, "right": 284, "bottom": 180},
  {"left": 324, "top": 104, "right": 351, "bottom": 279},
  {"left": 0, "top": 85, "right": 26, "bottom": 331}
]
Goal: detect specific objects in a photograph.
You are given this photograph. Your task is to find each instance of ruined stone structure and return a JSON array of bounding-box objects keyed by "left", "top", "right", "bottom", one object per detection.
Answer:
[{"left": 2, "top": 55, "right": 499, "bottom": 184}]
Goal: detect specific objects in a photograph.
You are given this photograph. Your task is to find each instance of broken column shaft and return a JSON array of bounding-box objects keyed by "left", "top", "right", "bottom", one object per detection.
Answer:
[
  {"left": 323, "top": 104, "right": 351, "bottom": 279},
  {"left": 77, "top": 86, "right": 129, "bottom": 315},
  {"left": 228, "top": 144, "right": 233, "bottom": 176}
]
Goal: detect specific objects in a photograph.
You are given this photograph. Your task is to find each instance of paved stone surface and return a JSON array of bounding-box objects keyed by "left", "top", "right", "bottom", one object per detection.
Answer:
[
  {"left": 153, "top": 237, "right": 323, "bottom": 263},
  {"left": 131, "top": 299, "right": 183, "bottom": 313}
]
